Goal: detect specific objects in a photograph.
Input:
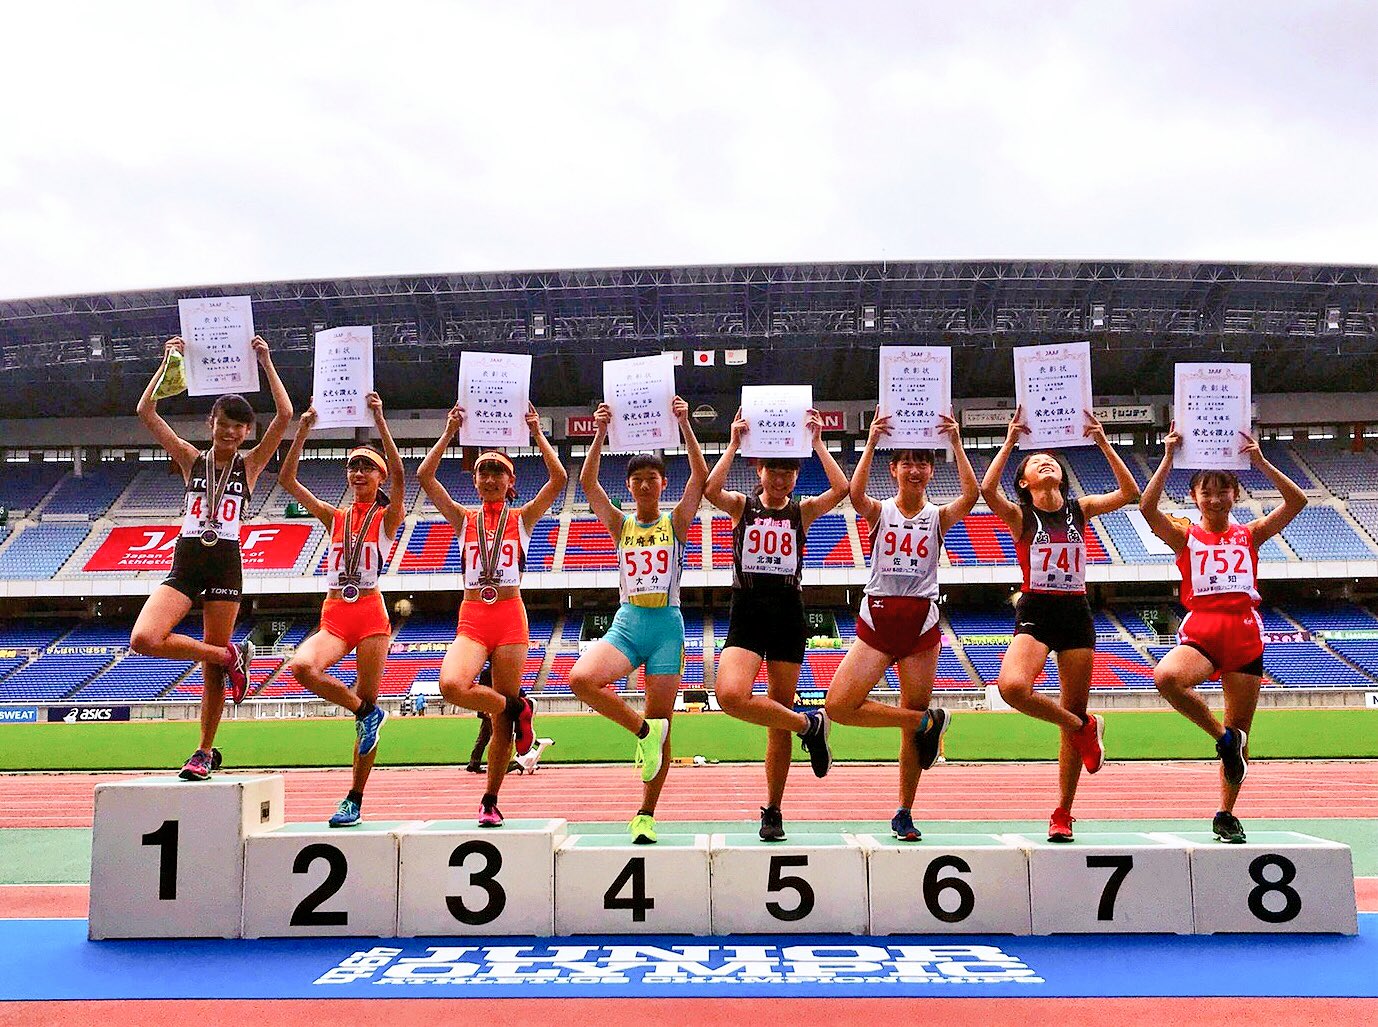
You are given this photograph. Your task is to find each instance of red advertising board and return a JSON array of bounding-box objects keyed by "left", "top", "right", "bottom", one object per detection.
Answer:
[
  {"left": 818, "top": 410, "right": 845, "bottom": 432},
  {"left": 83, "top": 524, "right": 316, "bottom": 573},
  {"left": 566, "top": 415, "right": 599, "bottom": 437}
]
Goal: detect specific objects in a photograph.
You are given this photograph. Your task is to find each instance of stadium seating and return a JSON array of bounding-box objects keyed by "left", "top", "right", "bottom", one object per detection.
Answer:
[
  {"left": 1097, "top": 510, "right": 1176, "bottom": 564},
  {"left": 398, "top": 520, "right": 462, "bottom": 574},
  {"left": 1263, "top": 642, "right": 1375, "bottom": 687},
  {"left": 1273, "top": 506, "right": 1376, "bottom": 561},
  {"left": 1348, "top": 500, "right": 1378, "bottom": 545},
  {"left": 0, "top": 523, "right": 90, "bottom": 578},
  {"left": 803, "top": 514, "right": 854, "bottom": 567},
  {"left": 1326, "top": 639, "right": 1378, "bottom": 680},
  {"left": 112, "top": 464, "right": 187, "bottom": 513},
  {"left": 0, "top": 462, "right": 67, "bottom": 514},
  {"left": 561, "top": 518, "right": 618, "bottom": 571},
  {"left": 1294, "top": 445, "right": 1378, "bottom": 499},
  {"left": 0, "top": 650, "right": 115, "bottom": 701},
  {"left": 1283, "top": 602, "right": 1378, "bottom": 633},
  {"left": 41, "top": 462, "right": 142, "bottom": 517}
]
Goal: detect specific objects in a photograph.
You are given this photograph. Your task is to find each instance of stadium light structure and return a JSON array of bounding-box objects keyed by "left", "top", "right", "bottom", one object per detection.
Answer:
[
  {"left": 531, "top": 312, "right": 548, "bottom": 339},
  {"left": 1090, "top": 303, "right": 1107, "bottom": 330},
  {"left": 89, "top": 334, "right": 104, "bottom": 358},
  {"left": 860, "top": 304, "right": 878, "bottom": 331},
  {"left": 1326, "top": 306, "right": 1342, "bottom": 333}
]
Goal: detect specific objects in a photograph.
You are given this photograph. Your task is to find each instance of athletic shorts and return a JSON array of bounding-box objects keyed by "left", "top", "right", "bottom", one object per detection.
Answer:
[
  {"left": 1013, "top": 592, "right": 1095, "bottom": 653},
  {"left": 163, "top": 536, "right": 243, "bottom": 603},
  {"left": 320, "top": 593, "right": 391, "bottom": 652},
  {"left": 457, "top": 596, "right": 529, "bottom": 650},
  {"left": 1178, "top": 609, "right": 1265, "bottom": 678},
  {"left": 724, "top": 588, "right": 807, "bottom": 665},
  {"left": 603, "top": 603, "right": 685, "bottom": 676},
  {"left": 856, "top": 594, "right": 941, "bottom": 661}
]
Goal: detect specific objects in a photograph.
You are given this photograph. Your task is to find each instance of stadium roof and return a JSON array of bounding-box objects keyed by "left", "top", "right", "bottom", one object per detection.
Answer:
[{"left": 2, "top": 259, "right": 1375, "bottom": 420}]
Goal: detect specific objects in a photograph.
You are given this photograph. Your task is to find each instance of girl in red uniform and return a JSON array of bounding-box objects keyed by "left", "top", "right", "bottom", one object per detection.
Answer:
[
  {"left": 279, "top": 394, "right": 405, "bottom": 827},
  {"left": 418, "top": 402, "right": 567, "bottom": 826},
  {"left": 982, "top": 406, "right": 1140, "bottom": 842},
  {"left": 1140, "top": 425, "right": 1307, "bottom": 843}
]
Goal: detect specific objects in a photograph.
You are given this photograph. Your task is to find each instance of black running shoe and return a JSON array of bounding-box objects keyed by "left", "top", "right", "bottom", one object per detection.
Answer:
[
  {"left": 1212, "top": 810, "right": 1246, "bottom": 844},
  {"left": 464, "top": 761, "right": 484, "bottom": 774},
  {"left": 917, "top": 708, "right": 950, "bottom": 772},
  {"left": 209, "top": 747, "right": 223, "bottom": 772},
  {"left": 800, "top": 710, "right": 832, "bottom": 778},
  {"left": 759, "top": 805, "right": 786, "bottom": 842},
  {"left": 1216, "top": 727, "right": 1248, "bottom": 787}
]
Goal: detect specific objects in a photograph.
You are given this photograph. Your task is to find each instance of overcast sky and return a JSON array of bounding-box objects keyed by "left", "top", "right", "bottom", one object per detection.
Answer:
[{"left": 2, "top": 1, "right": 1374, "bottom": 299}]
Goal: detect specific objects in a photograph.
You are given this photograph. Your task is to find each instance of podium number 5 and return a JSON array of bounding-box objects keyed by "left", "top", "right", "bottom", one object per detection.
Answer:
[{"left": 141, "top": 820, "right": 179, "bottom": 901}]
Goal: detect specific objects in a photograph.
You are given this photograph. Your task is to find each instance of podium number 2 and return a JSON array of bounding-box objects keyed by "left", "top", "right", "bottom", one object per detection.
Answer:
[
  {"left": 290, "top": 844, "right": 349, "bottom": 927},
  {"left": 141, "top": 820, "right": 179, "bottom": 901},
  {"left": 1086, "top": 855, "right": 1133, "bottom": 920}
]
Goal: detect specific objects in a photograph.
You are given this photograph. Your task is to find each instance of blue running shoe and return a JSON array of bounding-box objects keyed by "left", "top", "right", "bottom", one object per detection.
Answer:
[
  {"left": 1216, "top": 727, "right": 1248, "bottom": 787},
  {"left": 891, "top": 808, "right": 921, "bottom": 842},
  {"left": 356, "top": 705, "right": 387, "bottom": 757},
  {"left": 917, "top": 708, "right": 950, "bottom": 772},
  {"left": 328, "top": 798, "right": 361, "bottom": 827}
]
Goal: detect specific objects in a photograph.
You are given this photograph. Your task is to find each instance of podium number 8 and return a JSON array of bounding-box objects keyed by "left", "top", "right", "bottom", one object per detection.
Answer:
[
  {"left": 447, "top": 840, "right": 507, "bottom": 925},
  {"left": 1248, "top": 854, "right": 1301, "bottom": 923}
]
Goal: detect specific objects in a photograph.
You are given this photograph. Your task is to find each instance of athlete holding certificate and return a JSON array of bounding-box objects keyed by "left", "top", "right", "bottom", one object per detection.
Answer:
[
  {"left": 569, "top": 397, "right": 708, "bottom": 844},
  {"left": 982, "top": 407, "right": 1139, "bottom": 842},
  {"left": 279, "top": 394, "right": 404, "bottom": 826},
  {"left": 704, "top": 407, "right": 848, "bottom": 841},
  {"left": 419, "top": 402, "right": 567, "bottom": 827},
  {"left": 131, "top": 336, "right": 291, "bottom": 781},
  {"left": 1140, "top": 426, "right": 1306, "bottom": 843}
]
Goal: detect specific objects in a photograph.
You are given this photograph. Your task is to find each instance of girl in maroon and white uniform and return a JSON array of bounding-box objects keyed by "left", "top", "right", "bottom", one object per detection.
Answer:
[
  {"left": 1140, "top": 424, "right": 1306, "bottom": 843},
  {"left": 982, "top": 406, "right": 1139, "bottom": 842}
]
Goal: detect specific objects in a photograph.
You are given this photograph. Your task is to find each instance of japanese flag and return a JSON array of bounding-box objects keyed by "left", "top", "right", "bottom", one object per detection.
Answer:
[{"left": 694, "top": 350, "right": 716, "bottom": 366}]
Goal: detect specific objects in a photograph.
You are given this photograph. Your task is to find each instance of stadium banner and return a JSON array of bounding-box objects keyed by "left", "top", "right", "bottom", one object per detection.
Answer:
[
  {"left": 963, "top": 633, "right": 1016, "bottom": 644},
  {"left": 817, "top": 410, "right": 846, "bottom": 432},
  {"left": 1174, "top": 363, "right": 1252, "bottom": 470},
  {"left": 878, "top": 345, "right": 951, "bottom": 450},
  {"left": 45, "top": 644, "right": 124, "bottom": 656},
  {"left": 389, "top": 642, "right": 450, "bottom": 654},
  {"left": 1319, "top": 629, "right": 1378, "bottom": 640},
  {"left": 1367, "top": 692, "right": 1378, "bottom": 709},
  {"left": 565, "top": 415, "right": 598, "bottom": 438},
  {"left": 83, "top": 524, "right": 316, "bottom": 572},
  {"left": 0, "top": 706, "right": 38, "bottom": 724},
  {"left": 311, "top": 326, "right": 374, "bottom": 429},
  {"left": 177, "top": 295, "right": 260, "bottom": 397},
  {"left": 740, "top": 385, "right": 814, "bottom": 458},
  {"left": 962, "top": 404, "right": 1154, "bottom": 429},
  {"left": 46, "top": 706, "right": 131, "bottom": 723},
  {"left": 1263, "top": 631, "right": 1310, "bottom": 644},
  {"left": 1012, "top": 341, "right": 1093, "bottom": 450},
  {"left": 724, "top": 348, "right": 747, "bottom": 365},
  {"left": 457, "top": 351, "right": 532, "bottom": 447},
  {"left": 603, "top": 353, "right": 677, "bottom": 452}
]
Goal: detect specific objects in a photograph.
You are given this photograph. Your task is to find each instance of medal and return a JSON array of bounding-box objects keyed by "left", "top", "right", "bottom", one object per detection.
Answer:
[
  {"left": 476, "top": 506, "right": 509, "bottom": 605},
  {"left": 201, "top": 450, "right": 235, "bottom": 547},
  {"left": 338, "top": 501, "right": 383, "bottom": 603}
]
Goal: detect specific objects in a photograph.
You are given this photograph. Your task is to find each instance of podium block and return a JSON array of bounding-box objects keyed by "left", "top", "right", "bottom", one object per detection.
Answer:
[
  {"left": 1153, "top": 831, "right": 1358, "bottom": 935},
  {"left": 1006, "top": 833, "right": 1194, "bottom": 935},
  {"left": 242, "top": 821, "right": 421, "bottom": 938},
  {"left": 398, "top": 819, "right": 568, "bottom": 936},
  {"left": 860, "top": 833, "right": 1031, "bottom": 935},
  {"left": 710, "top": 833, "right": 868, "bottom": 935},
  {"left": 89, "top": 774, "right": 283, "bottom": 940},
  {"left": 555, "top": 834, "right": 711, "bottom": 935}
]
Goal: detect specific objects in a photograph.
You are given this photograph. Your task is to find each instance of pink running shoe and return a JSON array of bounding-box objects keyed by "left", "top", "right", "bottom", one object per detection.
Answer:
[
  {"left": 478, "top": 801, "right": 504, "bottom": 828},
  {"left": 1072, "top": 713, "right": 1104, "bottom": 774},
  {"left": 225, "top": 640, "right": 254, "bottom": 704}
]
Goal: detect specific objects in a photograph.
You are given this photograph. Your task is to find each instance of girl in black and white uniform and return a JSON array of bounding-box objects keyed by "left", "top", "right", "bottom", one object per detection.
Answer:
[{"left": 131, "top": 336, "right": 292, "bottom": 781}]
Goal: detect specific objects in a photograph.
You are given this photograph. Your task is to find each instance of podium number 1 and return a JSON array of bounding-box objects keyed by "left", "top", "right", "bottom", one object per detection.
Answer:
[{"left": 141, "top": 820, "right": 179, "bottom": 901}]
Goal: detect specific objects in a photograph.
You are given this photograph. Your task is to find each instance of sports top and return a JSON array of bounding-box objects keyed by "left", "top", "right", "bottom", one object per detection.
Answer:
[
  {"left": 618, "top": 512, "right": 684, "bottom": 608},
  {"left": 731, "top": 493, "right": 804, "bottom": 591},
  {"left": 460, "top": 503, "right": 530, "bottom": 590},
  {"left": 863, "top": 497, "right": 942, "bottom": 598},
  {"left": 1016, "top": 497, "right": 1088, "bottom": 596},
  {"left": 324, "top": 501, "right": 393, "bottom": 590},
  {"left": 1177, "top": 521, "right": 1260, "bottom": 613},
  {"left": 180, "top": 452, "right": 250, "bottom": 544}
]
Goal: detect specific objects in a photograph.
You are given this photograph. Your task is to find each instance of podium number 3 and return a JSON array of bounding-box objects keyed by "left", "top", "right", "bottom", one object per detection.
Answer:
[{"left": 141, "top": 820, "right": 179, "bottom": 901}]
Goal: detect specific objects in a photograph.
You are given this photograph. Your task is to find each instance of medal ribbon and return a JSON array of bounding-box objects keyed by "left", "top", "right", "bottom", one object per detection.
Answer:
[
  {"left": 478, "top": 506, "right": 509, "bottom": 587},
  {"left": 203, "top": 450, "right": 235, "bottom": 527},
  {"left": 341, "top": 502, "right": 384, "bottom": 584}
]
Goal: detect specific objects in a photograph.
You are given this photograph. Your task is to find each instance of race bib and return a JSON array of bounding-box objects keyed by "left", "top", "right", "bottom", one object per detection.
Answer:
[
  {"left": 1189, "top": 543, "right": 1254, "bottom": 597},
  {"left": 874, "top": 524, "right": 932, "bottom": 577},
  {"left": 463, "top": 539, "right": 522, "bottom": 588},
  {"left": 741, "top": 523, "right": 798, "bottom": 575},
  {"left": 1030, "top": 542, "right": 1085, "bottom": 592},
  {"left": 182, "top": 494, "right": 242, "bottom": 541},
  {"left": 325, "top": 542, "right": 381, "bottom": 589},
  {"left": 622, "top": 545, "right": 673, "bottom": 596}
]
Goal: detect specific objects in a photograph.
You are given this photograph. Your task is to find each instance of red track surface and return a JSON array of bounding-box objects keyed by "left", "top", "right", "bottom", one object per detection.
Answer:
[{"left": 5, "top": 760, "right": 1376, "bottom": 829}]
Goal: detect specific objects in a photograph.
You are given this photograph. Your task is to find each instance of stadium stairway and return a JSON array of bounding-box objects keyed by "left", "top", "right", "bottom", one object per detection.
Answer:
[{"left": 938, "top": 612, "right": 985, "bottom": 690}]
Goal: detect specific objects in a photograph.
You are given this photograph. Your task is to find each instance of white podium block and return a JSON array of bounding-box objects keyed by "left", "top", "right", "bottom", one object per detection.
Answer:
[
  {"left": 89, "top": 774, "right": 284, "bottom": 940},
  {"left": 398, "top": 819, "right": 568, "bottom": 936},
  {"left": 555, "top": 834, "right": 711, "bottom": 935},
  {"left": 1007, "top": 832, "right": 1194, "bottom": 935},
  {"left": 1152, "top": 831, "right": 1358, "bottom": 935},
  {"left": 860, "top": 834, "right": 1031, "bottom": 935},
  {"left": 242, "top": 821, "right": 422, "bottom": 938},
  {"left": 710, "top": 833, "right": 868, "bottom": 935}
]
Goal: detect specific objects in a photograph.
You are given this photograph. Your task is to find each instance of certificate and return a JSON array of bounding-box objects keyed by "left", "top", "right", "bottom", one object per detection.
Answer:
[
  {"left": 1174, "top": 363, "right": 1252, "bottom": 470},
  {"left": 1012, "top": 342, "right": 1093, "bottom": 449},
  {"left": 311, "top": 327, "right": 374, "bottom": 429},
  {"left": 879, "top": 346, "right": 951, "bottom": 450},
  {"left": 458, "top": 352, "right": 532, "bottom": 447},
  {"left": 603, "top": 353, "right": 677, "bottom": 452},
  {"left": 740, "top": 385, "right": 813, "bottom": 458},
  {"left": 178, "top": 295, "right": 259, "bottom": 397}
]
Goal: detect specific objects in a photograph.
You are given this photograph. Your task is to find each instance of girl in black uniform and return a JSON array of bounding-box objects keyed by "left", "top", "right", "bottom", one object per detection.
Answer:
[
  {"left": 704, "top": 407, "right": 849, "bottom": 841},
  {"left": 131, "top": 336, "right": 292, "bottom": 780}
]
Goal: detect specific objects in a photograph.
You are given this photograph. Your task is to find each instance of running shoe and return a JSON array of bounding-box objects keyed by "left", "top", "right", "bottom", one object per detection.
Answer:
[
  {"left": 225, "top": 640, "right": 254, "bottom": 705},
  {"left": 1071, "top": 713, "right": 1104, "bottom": 774},
  {"left": 464, "top": 760, "right": 484, "bottom": 774},
  {"left": 1216, "top": 727, "right": 1248, "bottom": 787},
  {"left": 917, "top": 708, "right": 950, "bottom": 772},
  {"left": 629, "top": 812, "right": 658, "bottom": 845},
  {"left": 1212, "top": 810, "right": 1247, "bottom": 844},
  {"left": 328, "top": 798, "right": 361, "bottom": 828},
  {"left": 178, "top": 749, "right": 213, "bottom": 781},
  {"left": 800, "top": 710, "right": 833, "bottom": 778},
  {"left": 209, "top": 747, "right": 223, "bottom": 772},
  {"left": 356, "top": 705, "right": 387, "bottom": 757},
  {"left": 478, "top": 800, "right": 504, "bottom": 828},
  {"left": 512, "top": 694, "right": 536, "bottom": 756},
  {"left": 1047, "top": 806, "right": 1076, "bottom": 842},
  {"left": 891, "top": 808, "right": 921, "bottom": 842},
  {"left": 759, "top": 805, "right": 786, "bottom": 842},
  {"left": 634, "top": 718, "right": 669, "bottom": 783}
]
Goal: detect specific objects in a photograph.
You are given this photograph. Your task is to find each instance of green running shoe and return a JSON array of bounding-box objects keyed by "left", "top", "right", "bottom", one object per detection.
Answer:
[
  {"left": 634, "top": 718, "right": 669, "bottom": 783},
  {"left": 629, "top": 813, "right": 658, "bottom": 845}
]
